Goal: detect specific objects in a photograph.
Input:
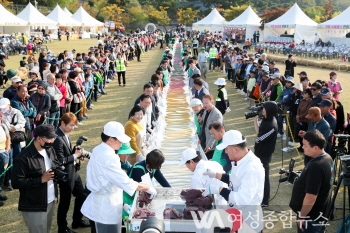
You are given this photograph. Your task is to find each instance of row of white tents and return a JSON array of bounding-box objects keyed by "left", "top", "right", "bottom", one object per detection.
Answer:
[
  {"left": 0, "top": 3, "right": 103, "bottom": 35},
  {"left": 192, "top": 3, "right": 350, "bottom": 43}
]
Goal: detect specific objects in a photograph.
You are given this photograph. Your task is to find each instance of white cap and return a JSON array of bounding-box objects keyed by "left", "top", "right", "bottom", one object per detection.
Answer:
[
  {"left": 285, "top": 76, "right": 295, "bottom": 84},
  {"left": 243, "top": 58, "right": 250, "bottom": 61},
  {"left": 190, "top": 98, "right": 202, "bottom": 107},
  {"left": 259, "top": 66, "right": 269, "bottom": 72},
  {"left": 103, "top": 121, "right": 130, "bottom": 143},
  {"left": 293, "top": 82, "right": 303, "bottom": 92},
  {"left": 0, "top": 98, "right": 10, "bottom": 109},
  {"left": 179, "top": 148, "right": 198, "bottom": 165},
  {"left": 11, "top": 76, "right": 22, "bottom": 83},
  {"left": 216, "top": 130, "right": 246, "bottom": 150},
  {"left": 270, "top": 73, "right": 281, "bottom": 80},
  {"left": 236, "top": 55, "right": 242, "bottom": 60},
  {"left": 214, "top": 78, "right": 226, "bottom": 86},
  {"left": 263, "top": 61, "right": 269, "bottom": 65}
]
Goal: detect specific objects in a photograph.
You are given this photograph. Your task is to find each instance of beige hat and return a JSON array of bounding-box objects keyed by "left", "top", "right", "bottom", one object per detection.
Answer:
[
  {"left": 293, "top": 83, "right": 303, "bottom": 92},
  {"left": 190, "top": 98, "right": 202, "bottom": 107},
  {"left": 74, "top": 67, "right": 83, "bottom": 73},
  {"left": 11, "top": 76, "right": 22, "bottom": 83}
]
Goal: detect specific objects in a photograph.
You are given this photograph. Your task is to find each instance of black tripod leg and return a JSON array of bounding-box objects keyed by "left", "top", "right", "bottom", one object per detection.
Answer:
[{"left": 327, "top": 174, "right": 343, "bottom": 220}]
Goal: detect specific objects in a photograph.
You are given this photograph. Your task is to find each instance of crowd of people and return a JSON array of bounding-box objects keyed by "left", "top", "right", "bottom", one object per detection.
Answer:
[{"left": 0, "top": 28, "right": 345, "bottom": 233}]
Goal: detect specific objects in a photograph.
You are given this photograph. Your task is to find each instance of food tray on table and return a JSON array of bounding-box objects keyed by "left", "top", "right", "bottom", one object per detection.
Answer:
[{"left": 128, "top": 188, "right": 216, "bottom": 233}]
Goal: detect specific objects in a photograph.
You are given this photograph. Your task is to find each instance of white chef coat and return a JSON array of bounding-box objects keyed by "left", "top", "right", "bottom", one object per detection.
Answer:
[
  {"left": 227, "top": 150, "right": 264, "bottom": 232},
  {"left": 191, "top": 160, "right": 227, "bottom": 206},
  {"left": 81, "top": 142, "right": 139, "bottom": 224}
]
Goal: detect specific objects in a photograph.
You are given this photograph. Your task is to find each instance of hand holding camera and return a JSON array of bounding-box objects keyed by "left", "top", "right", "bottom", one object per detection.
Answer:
[{"left": 41, "top": 169, "right": 55, "bottom": 183}]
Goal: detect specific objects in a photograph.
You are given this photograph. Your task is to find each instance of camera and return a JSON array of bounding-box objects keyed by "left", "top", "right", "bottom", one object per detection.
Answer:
[
  {"left": 51, "top": 161, "right": 68, "bottom": 182},
  {"left": 245, "top": 103, "right": 263, "bottom": 120},
  {"left": 279, "top": 158, "right": 301, "bottom": 184},
  {"left": 75, "top": 136, "right": 92, "bottom": 159}
]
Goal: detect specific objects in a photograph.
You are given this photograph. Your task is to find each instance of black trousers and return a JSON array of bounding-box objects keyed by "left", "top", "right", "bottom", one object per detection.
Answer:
[
  {"left": 136, "top": 49, "right": 141, "bottom": 61},
  {"left": 258, "top": 155, "right": 271, "bottom": 205},
  {"left": 57, "top": 174, "right": 87, "bottom": 231},
  {"left": 117, "top": 71, "right": 126, "bottom": 85}
]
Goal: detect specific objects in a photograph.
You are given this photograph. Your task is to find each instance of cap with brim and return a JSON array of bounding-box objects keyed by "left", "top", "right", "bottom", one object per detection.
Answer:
[
  {"left": 216, "top": 130, "right": 246, "bottom": 150},
  {"left": 74, "top": 68, "right": 83, "bottom": 73},
  {"left": 77, "top": 60, "right": 85, "bottom": 64},
  {"left": 214, "top": 78, "right": 226, "bottom": 86},
  {"left": 293, "top": 83, "right": 303, "bottom": 92},
  {"left": 84, "top": 65, "right": 92, "bottom": 70},
  {"left": 285, "top": 76, "right": 294, "bottom": 84},
  {"left": 33, "top": 124, "right": 57, "bottom": 138},
  {"left": 258, "top": 66, "right": 269, "bottom": 72},
  {"left": 200, "top": 47, "right": 205, "bottom": 50},
  {"left": 250, "top": 69, "right": 256, "bottom": 74},
  {"left": 0, "top": 98, "right": 10, "bottom": 108},
  {"left": 117, "top": 142, "right": 136, "bottom": 155},
  {"left": 298, "top": 71, "right": 307, "bottom": 76},
  {"left": 262, "top": 72, "right": 270, "bottom": 77},
  {"left": 320, "top": 88, "right": 331, "bottom": 95},
  {"left": 190, "top": 98, "right": 202, "bottom": 107},
  {"left": 11, "top": 76, "right": 22, "bottom": 83},
  {"left": 6, "top": 69, "right": 17, "bottom": 79},
  {"left": 305, "top": 107, "right": 321, "bottom": 119},
  {"left": 179, "top": 148, "right": 198, "bottom": 165},
  {"left": 270, "top": 73, "right": 281, "bottom": 80},
  {"left": 236, "top": 56, "right": 242, "bottom": 60},
  {"left": 243, "top": 58, "right": 249, "bottom": 61},
  {"left": 318, "top": 99, "right": 332, "bottom": 107},
  {"left": 103, "top": 121, "right": 130, "bottom": 143}
]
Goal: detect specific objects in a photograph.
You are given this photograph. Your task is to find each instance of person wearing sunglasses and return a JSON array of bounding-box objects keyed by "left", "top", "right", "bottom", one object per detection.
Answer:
[
  {"left": 310, "top": 81, "right": 322, "bottom": 107},
  {"left": 27, "top": 68, "right": 42, "bottom": 87}
]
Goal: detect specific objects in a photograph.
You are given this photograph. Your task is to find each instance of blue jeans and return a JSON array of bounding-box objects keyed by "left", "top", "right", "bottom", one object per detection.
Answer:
[
  {"left": 4, "top": 143, "right": 21, "bottom": 185},
  {"left": 277, "top": 115, "right": 285, "bottom": 135},
  {"left": 98, "top": 82, "right": 105, "bottom": 93},
  {"left": 0, "top": 151, "right": 10, "bottom": 192},
  {"left": 297, "top": 221, "right": 323, "bottom": 233},
  {"left": 209, "top": 58, "right": 216, "bottom": 70},
  {"left": 49, "top": 111, "right": 60, "bottom": 128}
]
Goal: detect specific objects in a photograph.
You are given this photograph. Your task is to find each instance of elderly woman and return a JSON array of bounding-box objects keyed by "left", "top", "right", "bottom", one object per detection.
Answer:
[
  {"left": 125, "top": 105, "right": 147, "bottom": 162},
  {"left": 29, "top": 82, "right": 51, "bottom": 126},
  {"left": 296, "top": 88, "right": 312, "bottom": 151},
  {"left": 27, "top": 68, "right": 42, "bottom": 87}
]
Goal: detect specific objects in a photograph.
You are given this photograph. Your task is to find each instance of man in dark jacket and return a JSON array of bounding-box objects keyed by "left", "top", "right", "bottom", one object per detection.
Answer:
[
  {"left": 29, "top": 83, "right": 51, "bottom": 126},
  {"left": 52, "top": 112, "right": 89, "bottom": 233},
  {"left": 253, "top": 101, "right": 278, "bottom": 207},
  {"left": 10, "top": 85, "right": 37, "bottom": 142},
  {"left": 12, "top": 124, "right": 58, "bottom": 233},
  {"left": 310, "top": 82, "right": 322, "bottom": 107},
  {"left": 3, "top": 74, "right": 22, "bottom": 100}
]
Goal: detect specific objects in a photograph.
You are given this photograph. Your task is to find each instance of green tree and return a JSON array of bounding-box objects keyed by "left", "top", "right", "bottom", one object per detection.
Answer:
[
  {"left": 128, "top": 5, "right": 149, "bottom": 26},
  {"left": 177, "top": 8, "right": 200, "bottom": 25},
  {"left": 224, "top": 5, "right": 250, "bottom": 21}
]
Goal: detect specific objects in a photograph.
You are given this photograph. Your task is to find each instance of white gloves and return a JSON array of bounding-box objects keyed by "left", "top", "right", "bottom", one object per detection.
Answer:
[
  {"left": 203, "top": 170, "right": 216, "bottom": 178},
  {"left": 202, "top": 185, "right": 222, "bottom": 196},
  {"left": 146, "top": 186, "right": 157, "bottom": 199},
  {"left": 123, "top": 203, "right": 132, "bottom": 214}
]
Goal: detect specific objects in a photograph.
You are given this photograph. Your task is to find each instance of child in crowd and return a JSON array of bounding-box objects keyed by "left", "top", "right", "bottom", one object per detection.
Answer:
[
  {"left": 0, "top": 63, "right": 7, "bottom": 88},
  {"left": 20, "top": 56, "right": 27, "bottom": 67},
  {"left": 246, "top": 70, "right": 257, "bottom": 108}
]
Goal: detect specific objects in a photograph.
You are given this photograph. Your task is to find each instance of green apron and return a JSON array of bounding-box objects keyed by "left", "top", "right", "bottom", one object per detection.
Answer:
[{"left": 212, "top": 140, "right": 231, "bottom": 174}]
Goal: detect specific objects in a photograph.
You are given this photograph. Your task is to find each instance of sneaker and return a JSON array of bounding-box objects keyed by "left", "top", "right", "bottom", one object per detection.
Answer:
[
  {"left": 277, "top": 133, "right": 282, "bottom": 138},
  {"left": 0, "top": 193, "right": 8, "bottom": 201},
  {"left": 91, "top": 104, "right": 94, "bottom": 106},
  {"left": 288, "top": 142, "right": 300, "bottom": 147},
  {"left": 282, "top": 135, "right": 287, "bottom": 140},
  {"left": 5, "top": 185, "right": 13, "bottom": 191},
  {"left": 74, "top": 126, "right": 78, "bottom": 129},
  {"left": 83, "top": 114, "right": 89, "bottom": 119},
  {"left": 236, "top": 89, "right": 241, "bottom": 92},
  {"left": 241, "top": 92, "right": 246, "bottom": 96},
  {"left": 282, "top": 147, "right": 292, "bottom": 152},
  {"left": 246, "top": 106, "right": 252, "bottom": 110},
  {"left": 261, "top": 203, "right": 269, "bottom": 208},
  {"left": 78, "top": 122, "right": 83, "bottom": 125},
  {"left": 244, "top": 97, "right": 249, "bottom": 100}
]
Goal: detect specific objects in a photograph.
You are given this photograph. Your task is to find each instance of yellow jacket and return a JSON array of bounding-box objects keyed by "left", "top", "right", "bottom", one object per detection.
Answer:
[{"left": 124, "top": 117, "right": 145, "bottom": 155}]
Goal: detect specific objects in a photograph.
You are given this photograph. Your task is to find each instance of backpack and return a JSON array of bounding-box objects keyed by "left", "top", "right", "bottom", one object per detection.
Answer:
[{"left": 336, "top": 214, "right": 350, "bottom": 233}]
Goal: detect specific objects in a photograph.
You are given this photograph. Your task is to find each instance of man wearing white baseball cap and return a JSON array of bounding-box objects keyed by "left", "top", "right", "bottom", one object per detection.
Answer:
[
  {"left": 179, "top": 148, "right": 227, "bottom": 205},
  {"left": 214, "top": 78, "right": 229, "bottom": 115},
  {"left": 189, "top": 98, "right": 204, "bottom": 135},
  {"left": 202, "top": 130, "right": 264, "bottom": 232},
  {"left": 81, "top": 121, "right": 156, "bottom": 233}
]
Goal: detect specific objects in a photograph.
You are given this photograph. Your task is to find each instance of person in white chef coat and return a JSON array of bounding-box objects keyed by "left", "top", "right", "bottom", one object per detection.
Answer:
[
  {"left": 81, "top": 121, "right": 157, "bottom": 233},
  {"left": 179, "top": 148, "right": 227, "bottom": 206}
]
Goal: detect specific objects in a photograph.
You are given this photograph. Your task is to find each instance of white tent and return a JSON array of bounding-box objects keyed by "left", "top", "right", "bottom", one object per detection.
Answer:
[
  {"left": 17, "top": 2, "right": 57, "bottom": 26},
  {"left": 63, "top": 7, "right": 73, "bottom": 17},
  {"left": 47, "top": 5, "right": 82, "bottom": 26},
  {"left": 264, "top": 3, "right": 318, "bottom": 43},
  {"left": 225, "top": 6, "right": 262, "bottom": 41},
  {"left": 0, "top": 4, "right": 29, "bottom": 34},
  {"left": 318, "top": 6, "right": 350, "bottom": 39},
  {"left": 71, "top": 6, "right": 104, "bottom": 26},
  {"left": 192, "top": 8, "right": 226, "bottom": 32}
]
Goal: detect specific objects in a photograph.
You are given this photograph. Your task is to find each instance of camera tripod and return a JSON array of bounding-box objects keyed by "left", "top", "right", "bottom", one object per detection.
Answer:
[{"left": 326, "top": 170, "right": 350, "bottom": 233}]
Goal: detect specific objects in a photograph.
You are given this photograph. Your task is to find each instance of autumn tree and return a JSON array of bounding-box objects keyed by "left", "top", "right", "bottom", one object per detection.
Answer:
[
  {"left": 321, "top": 0, "right": 334, "bottom": 22},
  {"left": 224, "top": 5, "right": 250, "bottom": 21},
  {"left": 101, "top": 4, "right": 124, "bottom": 23},
  {"left": 177, "top": 8, "right": 200, "bottom": 25},
  {"left": 127, "top": 5, "right": 149, "bottom": 26},
  {"left": 148, "top": 6, "right": 170, "bottom": 26},
  {"left": 259, "top": 7, "right": 289, "bottom": 23}
]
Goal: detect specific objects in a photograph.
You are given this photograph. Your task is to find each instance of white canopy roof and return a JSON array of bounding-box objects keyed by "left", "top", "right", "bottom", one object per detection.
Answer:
[
  {"left": 47, "top": 5, "right": 82, "bottom": 26},
  {"left": 225, "top": 6, "right": 261, "bottom": 27},
  {"left": 63, "top": 7, "right": 73, "bottom": 17},
  {"left": 265, "top": 3, "right": 317, "bottom": 27},
  {"left": 319, "top": 6, "right": 350, "bottom": 28},
  {"left": 193, "top": 8, "right": 226, "bottom": 26},
  {"left": 17, "top": 3, "right": 57, "bottom": 26},
  {"left": 0, "top": 4, "right": 28, "bottom": 26},
  {"left": 71, "top": 6, "right": 104, "bottom": 26}
]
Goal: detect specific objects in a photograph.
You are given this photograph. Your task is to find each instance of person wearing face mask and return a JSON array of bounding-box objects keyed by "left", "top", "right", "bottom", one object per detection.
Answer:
[
  {"left": 12, "top": 124, "right": 59, "bottom": 233},
  {"left": 52, "top": 113, "right": 89, "bottom": 233},
  {"left": 0, "top": 97, "right": 26, "bottom": 191}
]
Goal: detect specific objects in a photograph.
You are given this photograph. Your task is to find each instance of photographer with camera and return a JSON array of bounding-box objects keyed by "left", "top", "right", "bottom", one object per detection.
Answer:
[
  {"left": 53, "top": 112, "right": 90, "bottom": 233},
  {"left": 289, "top": 130, "right": 333, "bottom": 232},
  {"left": 12, "top": 124, "right": 59, "bottom": 233},
  {"left": 253, "top": 101, "right": 278, "bottom": 208}
]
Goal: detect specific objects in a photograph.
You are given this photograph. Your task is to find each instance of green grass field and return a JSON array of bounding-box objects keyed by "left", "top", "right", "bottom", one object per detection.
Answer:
[{"left": 0, "top": 38, "right": 349, "bottom": 232}]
